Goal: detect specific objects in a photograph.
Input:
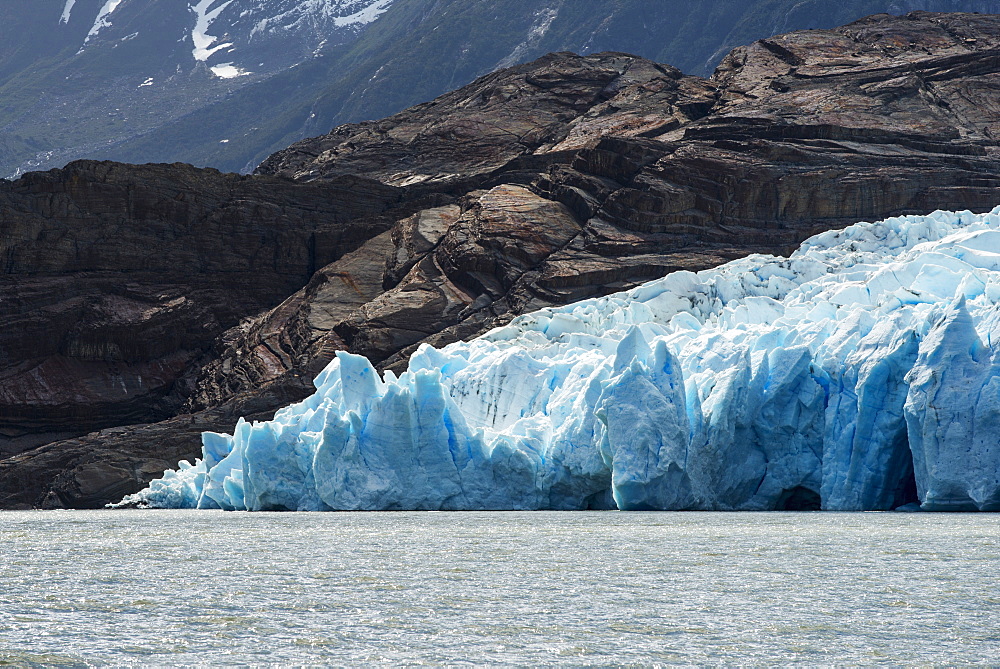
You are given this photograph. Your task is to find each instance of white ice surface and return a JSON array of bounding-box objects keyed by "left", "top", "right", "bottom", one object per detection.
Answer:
[{"left": 119, "top": 207, "right": 1000, "bottom": 512}]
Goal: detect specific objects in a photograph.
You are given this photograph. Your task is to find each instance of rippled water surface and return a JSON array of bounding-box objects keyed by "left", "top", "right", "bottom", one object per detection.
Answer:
[{"left": 1, "top": 511, "right": 998, "bottom": 665}]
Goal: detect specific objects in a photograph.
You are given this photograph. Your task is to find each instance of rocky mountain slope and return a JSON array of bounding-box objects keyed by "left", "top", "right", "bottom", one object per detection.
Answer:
[
  {"left": 1, "top": 11, "right": 1000, "bottom": 508},
  {"left": 4, "top": 0, "right": 999, "bottom": 178},
  {"left": 0, "top": 0, "right": 393, "bottom": 177}
]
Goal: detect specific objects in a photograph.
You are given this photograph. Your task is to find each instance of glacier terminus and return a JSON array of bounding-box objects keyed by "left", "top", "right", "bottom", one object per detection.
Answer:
[{"left": 118, "top": 207, "right": 1000, "bottom": 512}]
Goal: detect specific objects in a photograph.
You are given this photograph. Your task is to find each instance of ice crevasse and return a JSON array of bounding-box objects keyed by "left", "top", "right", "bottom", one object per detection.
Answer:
[{"left": 119, "top": 207, "right": 1000, "bottom": 512}]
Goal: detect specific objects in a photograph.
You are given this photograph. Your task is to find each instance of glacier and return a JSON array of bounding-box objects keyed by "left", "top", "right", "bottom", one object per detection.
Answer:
[{"left": 118, "top": 207, "right": 1000, "bottom": 512}]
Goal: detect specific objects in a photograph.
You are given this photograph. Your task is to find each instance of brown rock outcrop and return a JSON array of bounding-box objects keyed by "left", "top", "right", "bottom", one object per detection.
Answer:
[
  {"left": 2, "top": 11, "right": 1000, "bottom": 508},
  {"left": 257, "top": 10, "right": 1000, "bottom": 367}
]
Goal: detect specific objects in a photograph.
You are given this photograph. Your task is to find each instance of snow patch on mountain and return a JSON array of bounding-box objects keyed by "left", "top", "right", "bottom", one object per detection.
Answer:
[
  {"left": 191, "top": 0, "right": 235, "bottom": 61},
  {"left": 85, "top": 0, "right": 124, "bottom": 43},
  {"left": 60, "top": 0, "right": 77, "bottom": 24},
  {"left": 211, "top": 62, "right": 249, "bottom": 78},
  {"left": 332, "top": 0, "right": 394, "bottom": 27},
  {"left": 188, "top": 0, "right": 389, "bottom": 76},
  {"left": 250, "top": 0, "right": 394, "bottom": 36}
]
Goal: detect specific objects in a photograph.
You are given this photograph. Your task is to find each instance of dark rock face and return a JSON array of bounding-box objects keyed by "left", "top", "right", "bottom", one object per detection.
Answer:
[
  {"left": 257, "top": 54, "right": 701, "bottom": 188},
  {"left": 2, "top": 11, "right": 1000, "bottom": 508},
  {"left": 0, "top": 161, "right": 402, "bottom": 457}
]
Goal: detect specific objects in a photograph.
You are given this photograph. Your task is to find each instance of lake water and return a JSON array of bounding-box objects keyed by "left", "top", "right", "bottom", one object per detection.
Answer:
[{"left": 0, "top": 510, "right": 997, "bottom": 666}]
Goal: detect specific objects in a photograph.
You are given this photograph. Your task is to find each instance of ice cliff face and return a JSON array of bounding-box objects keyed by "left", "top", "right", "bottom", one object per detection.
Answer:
[{"left": 120, "top": 207, "right": 1000, "bottom": 512}]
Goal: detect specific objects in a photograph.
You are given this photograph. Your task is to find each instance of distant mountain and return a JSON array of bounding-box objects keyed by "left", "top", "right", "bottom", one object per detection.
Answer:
[
  {"left": 0, "top": 0, "right": 393, "bottom": 176},
  {"left": 2, "top": 0, "right": 999, "bottom": 177}
]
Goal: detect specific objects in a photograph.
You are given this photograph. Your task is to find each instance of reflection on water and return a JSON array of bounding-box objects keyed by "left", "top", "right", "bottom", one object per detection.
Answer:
[{"left": 0, "top": 510, "right": 997, "bottom": 665}]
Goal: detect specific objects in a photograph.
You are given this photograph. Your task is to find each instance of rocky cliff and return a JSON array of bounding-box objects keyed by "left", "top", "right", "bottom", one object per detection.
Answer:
[{"left": 1, "top": 11, "right": 999, "bottom": 508}]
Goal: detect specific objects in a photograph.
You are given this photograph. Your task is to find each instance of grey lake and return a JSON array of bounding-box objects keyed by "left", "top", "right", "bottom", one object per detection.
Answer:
[{"left": 1, "top": 510, "right": 998, "bottom": 665}]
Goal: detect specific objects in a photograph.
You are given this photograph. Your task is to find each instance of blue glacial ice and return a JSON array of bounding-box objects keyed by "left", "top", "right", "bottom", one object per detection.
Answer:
[{"left": 118, "top": 207, "right": 1000, "bottom": 511}]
